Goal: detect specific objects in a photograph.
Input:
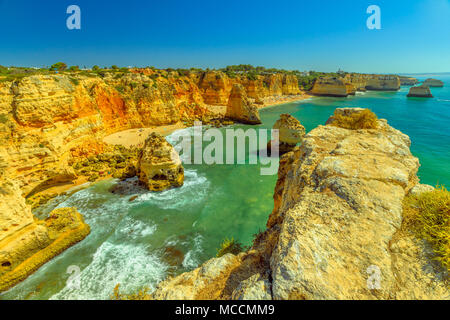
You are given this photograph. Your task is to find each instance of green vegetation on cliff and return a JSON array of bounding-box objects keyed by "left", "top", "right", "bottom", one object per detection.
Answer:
[{"left": 404, "top": 186, "right": 450, "bottom": 272}]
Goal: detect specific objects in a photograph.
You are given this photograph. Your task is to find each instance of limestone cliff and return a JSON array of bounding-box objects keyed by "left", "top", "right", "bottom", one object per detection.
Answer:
[
  {"left": 226, "top": 84, "right": 262, "bottom": 124},
  {"left": 312, "top": 74, "right": 401, "bottom": 97},
  {"left": 365, "top": 75, "right": 401, "bottom": 91},
  {"left": 311, "top": 77, "right": 350, "bottom": 97},
  {"left": 0, "top": 180, "right": 90, "bottom": 292},
  {"left": 0, "top": 68, "right": 303, "bottom": 292},
  {"left": 399, "top": 76, "right": 419, "bottom": 86},
  {"left": 151, "top": 108, "right": 449, "bottom": 300}
]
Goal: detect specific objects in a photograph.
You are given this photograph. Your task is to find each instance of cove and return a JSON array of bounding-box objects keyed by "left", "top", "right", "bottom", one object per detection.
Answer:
[{"left": 1, "top": 74, "right": 449, "bottom": 300}]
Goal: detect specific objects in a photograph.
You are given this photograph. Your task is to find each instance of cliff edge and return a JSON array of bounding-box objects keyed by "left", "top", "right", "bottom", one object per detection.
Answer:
[{"left": 151, "top": 108, "right": 449, "bottom": 300}]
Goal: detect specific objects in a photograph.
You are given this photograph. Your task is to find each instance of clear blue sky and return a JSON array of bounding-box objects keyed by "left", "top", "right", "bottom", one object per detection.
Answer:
[{"left": 0, "top": 0, "right": 449, "bottom": 73}]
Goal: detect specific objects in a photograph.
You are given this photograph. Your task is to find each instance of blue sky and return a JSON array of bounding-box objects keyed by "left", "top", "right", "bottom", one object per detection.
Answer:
[{"left": 0, "top": 0, "right": 449, "bottom": 73}]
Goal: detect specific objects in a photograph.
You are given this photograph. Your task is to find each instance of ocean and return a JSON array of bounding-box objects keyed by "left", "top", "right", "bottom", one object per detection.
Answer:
[{"left": 2, "top": 74, "right": 449, "bottom": 300}]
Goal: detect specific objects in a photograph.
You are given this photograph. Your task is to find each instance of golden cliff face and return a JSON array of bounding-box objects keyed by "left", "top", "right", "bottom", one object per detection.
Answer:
[
  {"left": 0, "top": 180, "right": 90, "bottom": 292},
  {"left": 1, "top": 69, "right": 304, "bottom": 198},
  {"left": 311, "top": 77, "right": 351, "bottom": 97},
  {"left": 312, "top": 74, "right": 401, "bottom": 97}
]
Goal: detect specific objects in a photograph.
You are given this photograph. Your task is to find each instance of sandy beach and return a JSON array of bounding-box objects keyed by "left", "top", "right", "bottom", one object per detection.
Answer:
[
  {"left": 260, "top": 93, "right": 313, "bottom": 108},
  {"left": 103, "top": 122, "right": 186, "bottom": 148}
]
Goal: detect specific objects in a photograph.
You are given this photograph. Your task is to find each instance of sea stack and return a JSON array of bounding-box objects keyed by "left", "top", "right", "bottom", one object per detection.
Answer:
[
  {"left": 267, "top": 114, "right": 305, "bottom": 155},
  {"left": 311, "top": 77, "right": 350, "bottom": 97},
  {"left": 423, "top": 78, "right": 444, "bottom": 87},
  {"left": 225, "top": 84, "right": 262, "bottom": 124},
  {"left": 137, "top": 133, "right": 184, "bottom": 191},
  {"left": 407, "top": 85, "right": 433, "bottom": 98}
]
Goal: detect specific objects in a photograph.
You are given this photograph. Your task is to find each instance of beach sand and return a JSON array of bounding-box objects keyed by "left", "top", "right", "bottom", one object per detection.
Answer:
[{"left": 102, "top": 122, "right": 186, "bottom": 148}]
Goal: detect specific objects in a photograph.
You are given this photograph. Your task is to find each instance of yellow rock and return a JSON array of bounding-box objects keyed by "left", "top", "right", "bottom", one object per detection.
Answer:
[{"left": 137, "top": 133, "right": 184, "bottom": 191}]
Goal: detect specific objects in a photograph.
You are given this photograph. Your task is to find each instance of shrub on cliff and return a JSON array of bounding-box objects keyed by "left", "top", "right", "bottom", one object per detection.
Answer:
[
  {"left": 112, "top": 284, "right": 150, "bottom": 300},
  {"left": 216, "top": 238, "right": 245, "bottom": 257},
  {"left": 329, "top": 109, "right": 378, "bottom": 130},
  {"left": 50, "top": 62, "right": 67, "bottom": 71},
  {"left": 403, "top": 186, "right": 450, "bottom": 271}
]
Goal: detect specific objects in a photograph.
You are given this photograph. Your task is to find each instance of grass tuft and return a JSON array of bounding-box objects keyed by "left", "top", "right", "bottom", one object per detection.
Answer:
[
  {"left": 329, "top": 109, "right": 378, "bottom": 130},
  {"left": 403, "top": 185, "right": 450, "bottom": 271},
  {"left": 216, "top": 238, "right": 245, "bottom": 258},
  {"left": 111, "top": 284, "right": 151, "bottom": 300}
]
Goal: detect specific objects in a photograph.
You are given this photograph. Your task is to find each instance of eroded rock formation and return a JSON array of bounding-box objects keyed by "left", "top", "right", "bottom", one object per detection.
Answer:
[
  {"left": 365, "top": 75, "right": 401, "bottom": 91},
  {"left": 137, "top": 133, "right": 184, "bottom": 191},
  {"left": 0, "top": 180, "right": 90, "bottom": 292},
  {"left": 151, "top": 108, "right": 449, "bottom": 300},
  {"left": 225, "top": 84, "right": 262, "bottom": 124},
  {"left": 311, "top": 77, "right": 350, "bottom": 97},
  {"left": 408, "top": 85, "right": 433, "bottom": 98},
  {"left": 312, "top": 74, "right": 401, "bottom": 97},
  {"left": 399, "top": 76, "right": 419, "bottom": 86},
  {"left": 0, "top": 68, "right": 306, "bottom": 292},
  {"left": 268, "top": 114, "right": 305, "bottom": 155}
]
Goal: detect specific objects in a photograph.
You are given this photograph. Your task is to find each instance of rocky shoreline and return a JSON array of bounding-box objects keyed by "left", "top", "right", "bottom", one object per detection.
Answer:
[
  {"left": 149, "top": 108, "right": 449, "bottom": 300},
  {"left": 1, "top": 66, "right": 447, "bottom": 297}
]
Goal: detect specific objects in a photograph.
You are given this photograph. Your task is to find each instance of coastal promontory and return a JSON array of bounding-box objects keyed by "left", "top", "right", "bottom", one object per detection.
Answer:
[{"left": 150, "top": 108, "right": 449, "bottom": 300}]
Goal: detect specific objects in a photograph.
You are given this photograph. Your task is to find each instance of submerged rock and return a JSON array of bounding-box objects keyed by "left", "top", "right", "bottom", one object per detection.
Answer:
[
  {"left": 225, "top": 84, "right": 262, "bottom": 125},
  {"left": 267, "top": 114, "right": 305, "bottom": 155},
  {"left": 407, "top": 85, "right": 433, "bottom": 98},
  {"left": 137, "top": 133, "right": 184, "bottom": 192}
]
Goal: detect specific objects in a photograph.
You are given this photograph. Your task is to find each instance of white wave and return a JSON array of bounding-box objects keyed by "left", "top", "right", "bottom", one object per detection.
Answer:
[
  {"left": 166, "top": 127, "right": 197, "bottom": 146},
  {"left": 114, "top": 215, "right": 157, "bottom": 240},
  {"left": 50, "top": 241, "right": 167, "bottom": 300},
  {"left": 135, "top": 169, "right": 210, "bottom": 210},
  {"left": 182, "top": 234, "right": 204, "bottom": 269}
]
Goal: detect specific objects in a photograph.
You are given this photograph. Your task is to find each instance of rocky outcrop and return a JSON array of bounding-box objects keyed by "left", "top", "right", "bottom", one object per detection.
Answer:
[
  {"left": 137, "top": 133, "right": 184, "bottom": 191},
  {"left": 311, "top": 77, "right": 350, "bottom": 97},
  {"left": 407, "top": 85, "right": 433, "bottom": 98},
  {"left": 399, "top": 76, "right": 419, "bottom": 86},
  {"left": 342, "top": 74, "right": 401, "bottom": 92},
  {"left": 268, "top": 114, "right": 305, "bottom": 155},
  {"left": 423, "top": 78, "right": 444, "bottom": 88},
  {"left": 225, "top": 84, "right": 262, "bottom": 124},
  {"left": 0, "top": 180, "right": 90, "bottom": 292},
  {"left": 151, "top": 108, "right": 449, "bottom": 300},
  {"left": 365, "top": 75, "right": 401, "bottom": 91}
]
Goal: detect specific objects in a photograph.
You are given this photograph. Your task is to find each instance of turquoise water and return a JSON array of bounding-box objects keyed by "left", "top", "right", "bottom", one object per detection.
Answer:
[{"left": 1, "top": 74, "right": 449, "bottom": 300}]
